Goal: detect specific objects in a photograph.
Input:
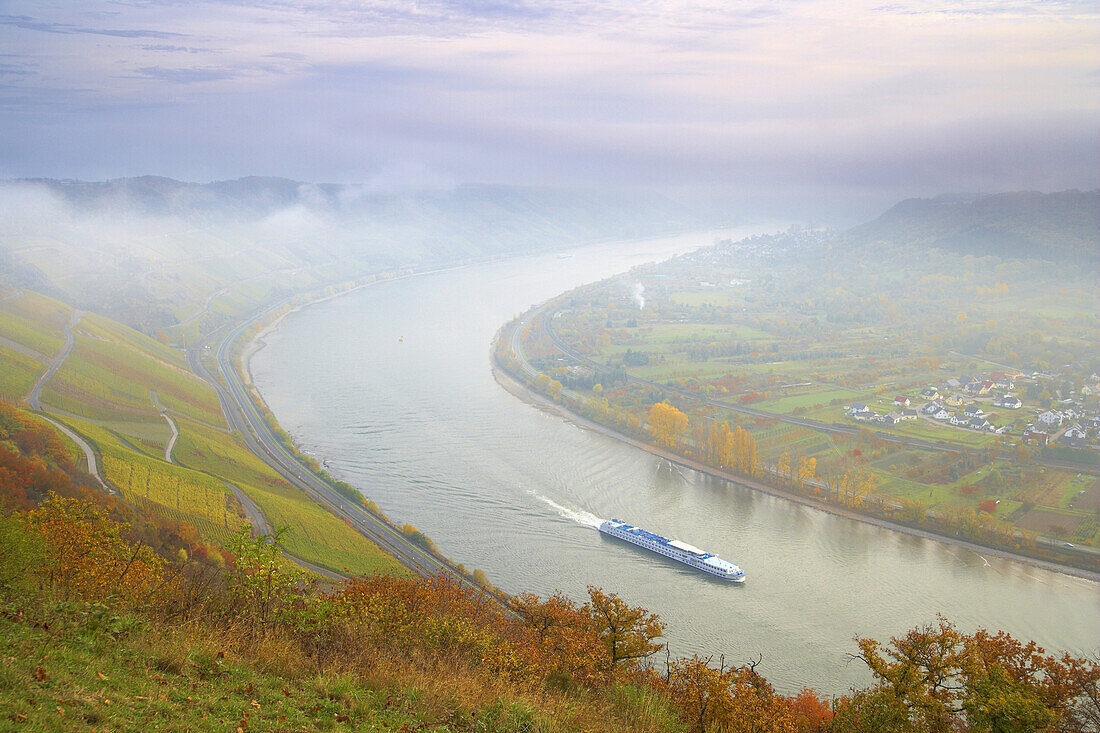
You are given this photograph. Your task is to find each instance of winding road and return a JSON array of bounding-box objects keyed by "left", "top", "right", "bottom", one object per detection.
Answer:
[{"left": 23, "top": 309, "right": 116, "bottom": 495}]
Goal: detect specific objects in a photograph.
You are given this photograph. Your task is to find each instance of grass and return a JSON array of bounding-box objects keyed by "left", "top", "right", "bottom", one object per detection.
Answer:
[
  {"left": 97, "top": 419, "right": 173, "bottom": 453},
  {"left": 755, "top": 388, "right": 862, "bottom": 413},
  {"left": 890, "top": 420, "right": 996, "bottom": 447},
  {"left": 0, "top": 310, "right": 63, "bottom": 358},
  {"left": 0, "top": 290, "right": 72, "bottom": 355},
  {"left": 0, "top": 600, "right": 681, "bottom": 733},
  {"left": 0, "top": 611, "right": 539, "bottom": 732},
  {"left": 80, "top": 312, "right": 187, "bottom": 370}
]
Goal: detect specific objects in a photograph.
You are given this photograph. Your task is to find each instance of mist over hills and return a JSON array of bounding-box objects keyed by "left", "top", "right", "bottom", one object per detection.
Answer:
[
  {"left": 1, "top": 180, "right": 1095, "bottom": 335},
  {"left": 0, "top": 176, "right": 696, "bottom": 331},
  {"left": 839, "top": 190, "right": 1100, "bottom": 264}
]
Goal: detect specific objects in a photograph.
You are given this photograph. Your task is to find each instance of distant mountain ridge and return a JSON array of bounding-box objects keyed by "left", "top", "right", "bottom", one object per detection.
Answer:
[
  {"left": 838, "top": 190, "right": 1099, "bottom": 263},
  {"left": 16, "top": 175, "right": 693, "bottom": 236}
]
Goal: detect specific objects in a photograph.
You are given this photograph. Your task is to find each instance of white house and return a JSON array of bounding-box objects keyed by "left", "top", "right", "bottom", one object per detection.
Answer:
[
  {"left": 1038, "top": 411, "right": 1063, "bottom": 427},
  {"left": 934, "top": 408, "right": 951, "bottom": 420},
  {"left": 994, "top": 395, "right": 1022, "bottom": 409},
  {"left": 1063, "top": 424, "right": 1088, "bottom": 444}
]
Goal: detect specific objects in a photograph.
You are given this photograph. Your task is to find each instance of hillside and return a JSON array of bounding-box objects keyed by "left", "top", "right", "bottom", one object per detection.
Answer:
[
  {"left": 0, "top": 177, "right": 696, "bottom": 337},
  {"left": 0, "top": 289, "right": 404, "bottom": 577},
  {"left": 838, "top": 190, "right": 1099, "bottom": 263}
]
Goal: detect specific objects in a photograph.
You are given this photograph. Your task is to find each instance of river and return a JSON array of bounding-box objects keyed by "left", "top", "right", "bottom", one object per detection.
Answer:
[{"left": 250, "top": 229, "right": 1100, "bottom": 694}]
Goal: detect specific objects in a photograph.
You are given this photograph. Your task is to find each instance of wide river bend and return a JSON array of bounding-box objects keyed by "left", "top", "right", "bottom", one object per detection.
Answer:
[{"left": 251, "top": 230, "right": 1100, "bottom": 694}]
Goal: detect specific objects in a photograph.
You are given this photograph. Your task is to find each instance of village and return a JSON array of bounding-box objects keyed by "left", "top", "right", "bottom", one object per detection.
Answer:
[{"left": 845, "top": 370, "right": 1100, "bottom": 451}]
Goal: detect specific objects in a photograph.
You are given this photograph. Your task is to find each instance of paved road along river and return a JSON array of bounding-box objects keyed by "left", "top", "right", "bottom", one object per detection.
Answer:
[{"left": 250, "top": 230, "right": 1100, "bottom": 694}]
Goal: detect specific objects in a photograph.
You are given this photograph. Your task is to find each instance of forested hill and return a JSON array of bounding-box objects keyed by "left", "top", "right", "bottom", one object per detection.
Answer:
[{"left": 837, "top": 190, "right": 1099, "bottom": 264}]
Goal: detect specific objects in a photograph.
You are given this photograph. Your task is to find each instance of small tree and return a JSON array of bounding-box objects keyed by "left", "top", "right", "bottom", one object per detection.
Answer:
[
  {"left": 226, "top": 526, "right": 302, "bottom": 634},
  {"left": 584, "top": 586, "right": 664, "bottom": 671}
]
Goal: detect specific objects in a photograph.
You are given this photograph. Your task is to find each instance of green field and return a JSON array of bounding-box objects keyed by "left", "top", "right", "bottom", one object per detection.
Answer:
[
  {"left": 67, "top": 418, "right": 245, "bottom": 544},
  {"left": 755, "top": 388, "right": 862, "bottom": 413},
  {"left": 0, "top": 309, "right": 63, "bottom": 357},
  {"left": 0, "top": 290, "right": 72, "bottom": 354}
]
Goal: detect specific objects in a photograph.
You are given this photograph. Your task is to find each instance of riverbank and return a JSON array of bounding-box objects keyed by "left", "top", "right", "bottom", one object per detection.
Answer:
[{"left": 490, "top": 357, "right": 1100, "bottom": 585}]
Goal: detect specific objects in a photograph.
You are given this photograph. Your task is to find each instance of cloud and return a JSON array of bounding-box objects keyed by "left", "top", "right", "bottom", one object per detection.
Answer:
[
  {"left": 141, "top": 45, "right": 213, "bottom": 54},
  {"left": 0, "top": 13, "right": 185, "bottom": 39},
  {"left": 0, "top": 0, "right": 1095, "bottom": 214},
  {"left": 136, "top": 66, "right": 240, "bottom": 84}
]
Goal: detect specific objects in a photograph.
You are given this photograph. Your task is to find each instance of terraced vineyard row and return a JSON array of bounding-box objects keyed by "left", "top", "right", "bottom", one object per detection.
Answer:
[{"left": 71, "top": 419, "right": 246, "bottom": 537}]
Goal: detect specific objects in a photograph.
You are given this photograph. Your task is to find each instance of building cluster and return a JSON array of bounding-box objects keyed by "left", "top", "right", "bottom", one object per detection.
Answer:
[{"left": 844, "top": 371, "right": 1100, "bottom": 449}]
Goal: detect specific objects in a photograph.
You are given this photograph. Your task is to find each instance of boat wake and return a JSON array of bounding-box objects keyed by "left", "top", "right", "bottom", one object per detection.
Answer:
[{"left": 529, "top": 492, "right": 603, "bottom": 528}]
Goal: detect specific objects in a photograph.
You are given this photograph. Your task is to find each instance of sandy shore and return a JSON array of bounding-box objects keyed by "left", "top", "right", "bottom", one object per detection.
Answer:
[{"left": 491, "top": 360, "right": 1100, "bottom": 584}]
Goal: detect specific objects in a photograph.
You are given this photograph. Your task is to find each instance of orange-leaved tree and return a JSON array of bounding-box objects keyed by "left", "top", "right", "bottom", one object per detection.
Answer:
[{"left": 837, "top": 616, "right": 1100, "bottom": 732}]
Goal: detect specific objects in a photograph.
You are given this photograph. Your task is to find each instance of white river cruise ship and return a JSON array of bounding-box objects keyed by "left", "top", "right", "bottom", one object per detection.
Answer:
[{"left": 599, "top": 519, "right": 746, "bottom": 582}]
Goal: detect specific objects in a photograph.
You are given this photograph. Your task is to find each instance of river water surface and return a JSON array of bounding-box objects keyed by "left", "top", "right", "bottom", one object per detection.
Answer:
[{"left": 251, "top": 230, "right": 1100, "bottom": 694}]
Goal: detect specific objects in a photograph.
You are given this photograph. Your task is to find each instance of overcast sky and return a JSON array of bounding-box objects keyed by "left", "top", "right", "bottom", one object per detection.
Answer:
[{"left": 1, "top": 0, "right": 1097, "bottom": 214}]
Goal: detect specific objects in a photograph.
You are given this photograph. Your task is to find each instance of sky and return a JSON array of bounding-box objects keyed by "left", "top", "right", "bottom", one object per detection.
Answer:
[{"left": 1, "top": 0, "right": 1098, "bottom": 216}]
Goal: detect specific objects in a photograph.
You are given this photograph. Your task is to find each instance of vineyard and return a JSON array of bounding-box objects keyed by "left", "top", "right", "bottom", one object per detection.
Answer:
[
  {"left": 0, "top": 309, "right": 63, "bottom": 358},
  {"left": 68, "top": 418, "right": 246, "bottom": 544},
  {"left": 173, "top": 417, "right": 297, "bottom": 498},
  {"left": 43, "top": 335, "right": 224, "bottom": 426},
  {"left": 250, "top": 488, "right": 403, "bottom": 577},
  {"left": 0, "top": 290, "right": 71, "bottom": 355},
  {"left": 80, "top": 312, "right": 188, "bottom": 369},
  {"left": 0, "top": 346, "right": 41, "bottom": 401},
  {"left": 173, "top": 417, "right": 403, "bottom": 576}
]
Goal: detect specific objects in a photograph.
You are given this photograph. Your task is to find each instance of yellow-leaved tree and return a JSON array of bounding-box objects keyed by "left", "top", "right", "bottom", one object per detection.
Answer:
[{"left": 648, "top": 401, "right": 688, "bottom": 447}]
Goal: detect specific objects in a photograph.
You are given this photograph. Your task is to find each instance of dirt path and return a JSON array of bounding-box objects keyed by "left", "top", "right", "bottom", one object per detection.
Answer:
[
  {"left": 150, "top": 391, "right": 179, "bottom": 463},
  {"left": 225, "top": 481, "right": 345, "bottom": 581},
  {"left": 28, "top": 309, "right": 81, "bottom": 410}
]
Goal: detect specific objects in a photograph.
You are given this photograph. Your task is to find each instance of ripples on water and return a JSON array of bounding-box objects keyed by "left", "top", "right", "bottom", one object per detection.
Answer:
[{"left": 251, "top": 231, "right": 1100, "bottom": 694}]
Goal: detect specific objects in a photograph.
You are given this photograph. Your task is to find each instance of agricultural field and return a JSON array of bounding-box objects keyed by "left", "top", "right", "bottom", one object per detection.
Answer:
[
  {"left": 80, "top": 312, "right": 187, "bottom": 369},
  {"left": 523, "top": 230, "right": 1100, "bottom": 549},
  {"left": 0, "top": 290, "right": 71, "bottom": 355},
  {"left": 0, "top": 346, "right": 42, "bottom": 401},
  {"left": 66, "top": 418, "right": 246, "bottom": 545},
  {"left": 42, "top": 333, "right": 224, "bottom": 426},
  {"left": 1, "top": 286, "right": 405, "bottom": 578}
]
